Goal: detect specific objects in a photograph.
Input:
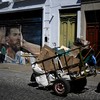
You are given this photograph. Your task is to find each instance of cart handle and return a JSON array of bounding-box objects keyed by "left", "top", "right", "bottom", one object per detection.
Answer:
[{"left": 31, "top": 44, "right": 90, "bottom": 65}]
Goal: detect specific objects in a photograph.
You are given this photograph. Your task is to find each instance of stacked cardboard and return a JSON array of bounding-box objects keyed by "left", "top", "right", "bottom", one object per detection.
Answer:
[
  {"left": 36, "top": 45, "right": 58, "bottom": 72},
  {"left": 36, "top": 45, "right": 80, "bottom": 73}
]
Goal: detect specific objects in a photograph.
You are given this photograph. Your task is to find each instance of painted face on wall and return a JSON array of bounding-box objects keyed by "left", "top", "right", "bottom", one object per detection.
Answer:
[{"left": 7, "top": 28, "right": 21, "bottom": 51}]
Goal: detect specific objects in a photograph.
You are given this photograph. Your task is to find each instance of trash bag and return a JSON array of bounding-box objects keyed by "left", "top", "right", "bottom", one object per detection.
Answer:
[
  {"left": 87, "top": 55, "right": 97, "bottom": 66},
  {"left": 32, "top": 64, "right": 49, "bottom": 86},
  {"left": 74, "top": 38, "right": 89, "bottom": 46},
  {"left": 74, "top": 38, "right": 83, "bottom": 46}
]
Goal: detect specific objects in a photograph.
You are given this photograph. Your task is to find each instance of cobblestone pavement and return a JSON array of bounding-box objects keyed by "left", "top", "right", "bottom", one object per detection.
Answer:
[{"left": 0, "top": 63, "right": 100, "bottom": 100}]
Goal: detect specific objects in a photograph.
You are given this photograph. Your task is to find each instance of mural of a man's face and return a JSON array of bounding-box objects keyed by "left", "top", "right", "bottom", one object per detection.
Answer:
[{"left": 7, "top": 28, "right": 21, "bottom": 51}]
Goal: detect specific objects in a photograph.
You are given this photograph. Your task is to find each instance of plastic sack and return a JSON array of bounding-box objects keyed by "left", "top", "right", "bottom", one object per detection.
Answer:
[
  {"left": 32, "top": 64, "right": 48, "bottom": 86},
  {"left": 88, "top": 55, "right": 97, "bottom": 66}
]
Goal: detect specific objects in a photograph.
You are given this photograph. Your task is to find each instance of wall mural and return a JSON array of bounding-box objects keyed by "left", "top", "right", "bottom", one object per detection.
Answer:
[{"left": 0, "top": 25, "right": 41, "bottom": 64}]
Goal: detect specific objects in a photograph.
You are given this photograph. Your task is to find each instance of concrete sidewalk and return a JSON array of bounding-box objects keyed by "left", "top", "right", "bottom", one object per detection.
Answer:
[
  {"left": 0, "top": 63, "right": 32, "bottom": 74},
  {"left": 0, "top": 63, "right": 100, "bottom": 84}
]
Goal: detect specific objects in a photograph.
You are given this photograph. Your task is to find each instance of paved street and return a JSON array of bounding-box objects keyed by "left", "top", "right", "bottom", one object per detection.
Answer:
[{"left": 0, "top": 63, "right": 100, "bottom": 100}]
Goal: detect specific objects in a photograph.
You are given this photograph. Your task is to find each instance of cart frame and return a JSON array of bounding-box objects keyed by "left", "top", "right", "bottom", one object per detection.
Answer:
[{"left": 31, "top": 44, "right": 97, "bottom": 96}]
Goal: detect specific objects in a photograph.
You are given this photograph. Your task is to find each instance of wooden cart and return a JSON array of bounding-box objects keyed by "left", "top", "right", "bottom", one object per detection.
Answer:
[{"left": 31, "top": 45, "right": 97, "bottom": 96}]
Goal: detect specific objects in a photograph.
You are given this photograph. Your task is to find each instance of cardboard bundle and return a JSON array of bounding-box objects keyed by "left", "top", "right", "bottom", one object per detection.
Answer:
[
  {"left": 36, "top": 45, "right": 80, "bottom": 73},
  {"left": 36, "top": 45, "right": 58, "bottom": 72}
]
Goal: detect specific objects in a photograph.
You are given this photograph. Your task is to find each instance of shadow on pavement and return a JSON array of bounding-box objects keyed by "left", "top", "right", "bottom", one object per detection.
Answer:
[
  {"left": 28, "top": 82, "right": 38, "bottom": 87},
  {"left": 95, "top": 82, "right": 100, "bottom": 93}
]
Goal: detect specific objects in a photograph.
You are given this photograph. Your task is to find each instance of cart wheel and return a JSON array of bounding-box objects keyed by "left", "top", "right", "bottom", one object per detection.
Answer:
[{"left": 53, "top": 78, "right": 70, "bottom": 96}]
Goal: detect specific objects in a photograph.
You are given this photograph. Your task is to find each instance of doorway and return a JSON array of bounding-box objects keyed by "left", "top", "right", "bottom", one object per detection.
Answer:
[
  {"left": 86, "top": 25, "right": 99, "bottom": 50},
  {"left": 60, "top": 9, "right": 78, "bottom": 47},
  {"left": 86, "top": 10, "right": 100, "bottom": 66}
]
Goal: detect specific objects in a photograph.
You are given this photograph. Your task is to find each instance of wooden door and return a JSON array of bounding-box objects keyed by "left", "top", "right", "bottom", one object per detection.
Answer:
[
  {"left": 86, "top": 25, "right": 100, "bottom": 66},
  {"left": 60, "top": 14, "right": 76, "bottom": 47},
  {"left": 86, "top": 25, "right": 99, "bottom": 50}
]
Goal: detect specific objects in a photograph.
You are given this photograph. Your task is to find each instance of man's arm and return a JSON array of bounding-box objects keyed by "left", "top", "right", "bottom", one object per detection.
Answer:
[{"left": 21, "top": 39, "right": 40, "bottom": 56}]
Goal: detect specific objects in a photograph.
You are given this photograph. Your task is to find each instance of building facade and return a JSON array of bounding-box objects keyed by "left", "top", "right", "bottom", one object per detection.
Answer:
[
  {"left": 81, "top": 0, "right": 100, "bottom": 65},
  {"left": 81, "top": 0, "right": 100, "bottom": 50},
  {"left": 0, "top": 0, "right": 81, "bottom": 64},
  {"left": 0, "top": 0, "right": 81, "bottom": 47}
]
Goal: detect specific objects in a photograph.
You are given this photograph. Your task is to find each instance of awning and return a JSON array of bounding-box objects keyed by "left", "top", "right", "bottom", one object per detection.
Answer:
[
  {"left": 0, "top": 1, "right": 10, "bottom": 9},
  {"left": 13, "top": 0, "right": 46, "bottom": 8},
  {"left": 77, "top": 0, "right": 81, "bottom": 3}
]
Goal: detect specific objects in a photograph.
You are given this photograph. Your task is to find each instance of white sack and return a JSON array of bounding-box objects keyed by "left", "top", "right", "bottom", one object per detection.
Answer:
[{"left": 32, "top": 64, "right": 48, "bottom": 86}]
